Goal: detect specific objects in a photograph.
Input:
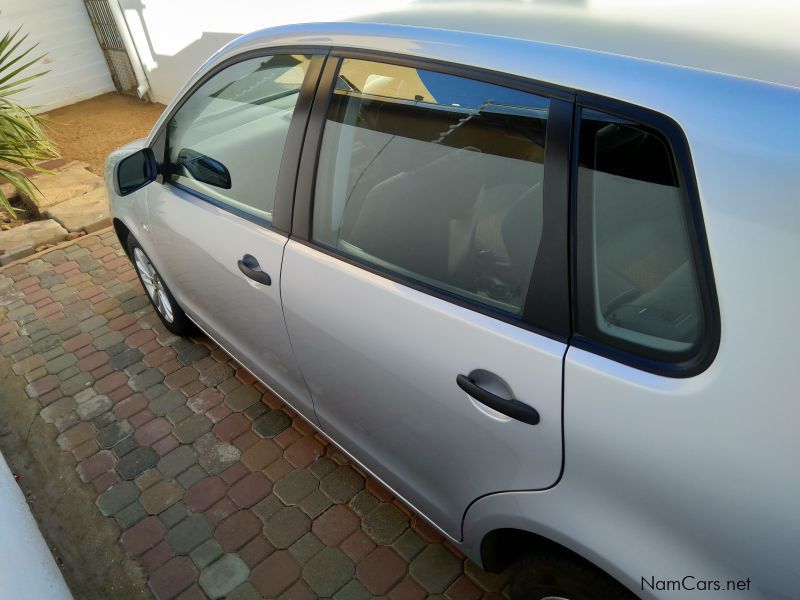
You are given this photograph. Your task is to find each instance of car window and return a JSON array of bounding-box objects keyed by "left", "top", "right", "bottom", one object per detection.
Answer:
[
  {"left": 166, "top": 54, "right": 312, "bottom": 222},
  {"left": 312, "top": 58, "right": 550, "bottom": 316},
  {"left": 575, "top": 108, "right": 705, "bottom": 359}
]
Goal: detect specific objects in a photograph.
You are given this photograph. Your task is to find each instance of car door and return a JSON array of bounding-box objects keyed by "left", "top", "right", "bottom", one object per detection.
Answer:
[
  {"left": 145, "top": 52, "right": 325, "bottom": 421},
  {"left": 282, "top": 56, "right": 572, "bottom": 539}
]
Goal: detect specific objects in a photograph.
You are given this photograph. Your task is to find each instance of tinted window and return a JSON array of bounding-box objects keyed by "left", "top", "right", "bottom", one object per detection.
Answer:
[
  {"left": 312, "top": 58, "right": 550, "bottom": 315},
  {"left": 166, "top": 54, "right": 311, "bottom": 221},
  {"left": 575, "top": 108, "right": 705, "bottom": 359}
]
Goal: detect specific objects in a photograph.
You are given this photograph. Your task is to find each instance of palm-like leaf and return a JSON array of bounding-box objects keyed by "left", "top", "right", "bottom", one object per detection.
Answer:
[{"left": 0, "top": 26, "right": 58, "bottom": 218}]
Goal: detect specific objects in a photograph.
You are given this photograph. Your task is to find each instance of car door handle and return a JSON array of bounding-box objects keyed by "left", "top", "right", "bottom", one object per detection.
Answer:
[
  {"left": 456, "top": 373, "right": 540, "bottom": 425},
  {"left": 237, "top": 254, "right": 272, "bottom": 286}
]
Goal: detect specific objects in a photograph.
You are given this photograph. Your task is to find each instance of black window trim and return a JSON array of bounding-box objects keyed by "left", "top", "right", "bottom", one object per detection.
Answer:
[
  {"left": 569, "top": 93, "right": 721, "bottom": 377},
  {"left": 148, "top": 46, "right": 332, "bottom": 235},
  {"left": 291, "top": 50, "right": 575, "bottom": 342}
]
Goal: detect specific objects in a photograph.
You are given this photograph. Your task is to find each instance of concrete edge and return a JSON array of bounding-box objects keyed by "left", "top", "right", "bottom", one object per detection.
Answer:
[{"left": 0, "top": 225, "right": 114, "bottom": 273}]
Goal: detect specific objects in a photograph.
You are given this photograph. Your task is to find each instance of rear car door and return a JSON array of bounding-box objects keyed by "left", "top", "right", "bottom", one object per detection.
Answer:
[
  {"left": 145, "top": 52, "right": 325, "bottom": 420},
  {"left": 282, "top": 56, "right": 572, "bottom": 539}
]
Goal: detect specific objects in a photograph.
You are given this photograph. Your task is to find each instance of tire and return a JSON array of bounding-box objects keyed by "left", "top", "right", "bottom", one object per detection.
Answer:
[
  {"left": 127, "top": 233, "right": 196, "bottom": 337},
  {"left": 509, "top": 550, "right": 638, "bottom": 600}
]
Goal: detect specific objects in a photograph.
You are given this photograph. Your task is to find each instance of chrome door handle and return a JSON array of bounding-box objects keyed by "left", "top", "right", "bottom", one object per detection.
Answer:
[
  {"left": 456, "top": 374, "right": 540, "bottom": 425},
  {"left": 237, "top": 254, "right": 272, "bottom": 286}
]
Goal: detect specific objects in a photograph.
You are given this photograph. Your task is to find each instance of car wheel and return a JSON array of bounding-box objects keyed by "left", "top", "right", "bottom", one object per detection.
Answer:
[
  {"left": 127, "top": 234, "right": 196, "bottom": 336},
  {"left": 509, "top": 550, "right": 637, "bottom": 600}
]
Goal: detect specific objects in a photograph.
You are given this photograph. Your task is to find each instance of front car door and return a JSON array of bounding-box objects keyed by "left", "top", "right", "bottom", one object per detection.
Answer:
[
  {"left": 145, "top": 51, "right": 325, "bottom": 420},
  {"left": 282, "top": 56, "right": 573, "bottom": 539}
]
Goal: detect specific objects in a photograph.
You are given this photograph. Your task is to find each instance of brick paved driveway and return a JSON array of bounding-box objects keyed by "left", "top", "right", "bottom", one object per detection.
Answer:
[{"left": 0, "top": 230, "right": 511, "bottom": 599}]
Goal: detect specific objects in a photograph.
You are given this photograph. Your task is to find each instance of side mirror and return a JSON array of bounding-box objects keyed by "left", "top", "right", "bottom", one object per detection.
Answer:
[
  {"left": 114, "top": 148, "right": 158, "bottom": 196},
  {"left": 177, "top": 148, "right": 231, "bottom": 189}
]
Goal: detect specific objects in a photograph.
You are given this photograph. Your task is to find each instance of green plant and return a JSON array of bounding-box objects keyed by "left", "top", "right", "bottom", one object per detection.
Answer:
[{"left": 0, "top": 26, "right": 58, "bottom": 217}]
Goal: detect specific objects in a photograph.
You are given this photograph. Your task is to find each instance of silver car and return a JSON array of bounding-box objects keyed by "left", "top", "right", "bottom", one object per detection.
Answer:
[{"left": 106, "top": 12, "right": 800, "bottom": 600}]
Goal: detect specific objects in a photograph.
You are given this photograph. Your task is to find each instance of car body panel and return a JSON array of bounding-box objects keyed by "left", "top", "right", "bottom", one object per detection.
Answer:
[
  {"left": 282, "top": 241, "right": 565, "bottom": 540},
  {"left": 143, "top": 182, "right": 315, "bottom": 422}
]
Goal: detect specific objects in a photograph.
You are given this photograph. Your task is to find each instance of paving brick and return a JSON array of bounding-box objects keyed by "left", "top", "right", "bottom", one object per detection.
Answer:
[
  {"left": 299, "top": 490, "right": 334, "bottom": 520},
  {"left": 149, "top": 556, "right": 198, "bottom": 600},
  {"left": 362, "top": 501, "right": 409, "bottom": 545},
  {"left": 76, "top": 394, "right": 112, "bottom": 421},
  {"left": 214, "top": 510, "right": 261, "bottom": 552},
  {"left": 409, "top": 544, "right": 462, "bottom": 594},
  {"left": 56, "top": 422, "right": 95, "bottom": 451},
  {"left": 25, "top": 374, "right": 60, "bottom": 397},
  {"left": 93, "top": 330, "right": 124, "bottom": 350},
  {"left": 59, "top": 371, "right": 94, "bottom": 396},
  {"left": 129, "top": 367, "right": 165, "bottom": 393},
  {"left": 176, "top": 464, "right": 207, "bottom": 489},
  {"left": 241, "top": 439, "right": 281, "bottom": 471},
  {"left": 177, "top": 343, "right": 209, "bottom": 365},
  {"left": 144, "top": 346, "right": 176, "bottom": 367},
  {"left": 140, "top": 480, "right": 185, "bottom": 515},
  {"left": 160, "top": 501, "right": 188, "bottom": 528},
  {"left": 40, "top": 396, "right": 77, "bottom": 429},
  {"left": 233, "top": 429, "right": 260, "bottom": 451},
  {"left": 205, "top": 497, "right": 238, "bottom": 526},
  {"left": 206, "top": 403, "right": 231, "bottom": 424},
  {"left": 113, "top": 393, "right": 148, "bottom": 419},
  {"left": 264, "top": 458, "right": 293, "bottom": 483},
  {"left": 173, "top": 413, "right": 212, "bottom": 444},
  {"left": 357, "top": 546, "right": 407, "bottom": 595},
  {"left": 127, "top": 328, "right": 156, "bottom": 349},
  {"left": 108, "top": 348, "right": 142, "bottom": 370},
  {"left": 341, "top": 530, "right": 376, "bottom": 563},
  {"left": 135, "top": 417, "right": 172, "bottom": 446},
  {"left": 185, "top": 477, "right": 228, "bottom": 513},
  {"left": 142, "top": 541, "right": 176, "bottom": 576},
  {"left": 187, "top": 389, "right": 224, "bottom": 415},
  {"left": 190, "top": 539, "right": 223, "bottom": 569},
  {"left": 288, "top": 532, "right": 324, "bottom": 564},
  {"left": 175, "top": 584, "right": 206, "bottom": 600},
  {"left": 284, "top": 436, "right": 324, "bottom": 469},
  {"left": 274, "top": 469, "right": 319, "bottom": 506},
  {"left": 252, "top": 410, "right": 291, "bottom": 438},
  {"left": 111, "top": 436, "right": 139, "bottom": 459},
  {"left": 150, "top": 389, "right": 186, "bottom": 416},
  {"left": 240, "top": 535, "right": 274, "bottom": 568},
  {"left": 264, "top": 506, "right": 311, "bottom": 549},
  {"left": 445, "top": 574, "right": 482, "bottom": 600},
  {"left": 228, "top": 472, "right": 271, "bottom": 508},
  {"left": 251, "top": 550, "right": 301, "bottom": 598},
  {"left": 199, "top": 362, "right": 234, "bottom": 387},
  {"left": 320, "top": 466, "right": 365, "bottom": 504},
  {"left": 220, "top": 463, "right": 248, "bottom": 486},
  {"left": 212, "top": 413, "right": 250, "bottom": 442},
  {"left": 253, "top": 494, "right": 283, "bottom": 523},
  {"left": 129, "top": 409, "right": 155, "bottom": 428},
  {"left": 164, "top": 366, "right": 198, "bottom": 390},
  {"left": 115, "top": 501, "right": 147, "bottom": 530},
  {"left": 167, "top": 404, "right": 192, "bottom": 425},
  {"left": 116, "top": 446, "right": 159, "bottom": 480},
  {"left": 95, "top": 370, "right": 128, "bottom": 394},
  {"left": 388, "top": 576, "right": 426, "bottom": 600},
  {"left": 76, "top": 450, "right": 115, "bottom": 483},
  {"left": 136, "top": 468, "right": 163, "bottom": 491},
  {"left": 224, "top": 385, "right": 260, "bottom": 412},
  {"left": 167, "top": 514, "right": 215, "bottom": 555},
  {"left": 194, "top": 433, "right": 241, "bottom": 475},
  {"left": 158, "top": 445, "right": 197, "bottom": 479},
  {"left": 308, "top": 457, "right": 337, "bottom": 480},
  {"left": 392, "top": 529, "right": 426, "bottom": 562},
  {"left": 334, "top": 580, "right": 371, "bottom": 600},
  {"left": 120, "top": 516, "right": 167, "bottom": 556},
  {"left": 227, "top": 582, "right": 262, "bottom": 600},
  {"left": 302, "top": 547, "right": 354, "bottom": 598},
  {"left": 97, "top": 420, "right": 134, "bottom": 449},
  {"left": 312, "top": 504, "right": 360, "bottom": 546},
  {"left": 45, "top": 352, "right": 77, "bottom": 374}
]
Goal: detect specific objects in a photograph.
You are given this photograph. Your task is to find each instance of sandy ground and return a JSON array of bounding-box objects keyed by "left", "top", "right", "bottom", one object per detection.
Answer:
[{"left": 40, "top": 92, "right": 166, "bottom": 175}]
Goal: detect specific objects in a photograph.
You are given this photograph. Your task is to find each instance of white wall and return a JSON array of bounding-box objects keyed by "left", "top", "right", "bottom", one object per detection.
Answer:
[
  {"left": 1, "top": 0, "right": 115, "bottom": 112},
  {"left": 116, "top": 0, "right": 414, "bottom": 104}
]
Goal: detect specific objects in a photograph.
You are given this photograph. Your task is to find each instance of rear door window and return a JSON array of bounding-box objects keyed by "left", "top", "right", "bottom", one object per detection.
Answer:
[{"left": 311, "top": 58, "right": 550, "bottom": 316}]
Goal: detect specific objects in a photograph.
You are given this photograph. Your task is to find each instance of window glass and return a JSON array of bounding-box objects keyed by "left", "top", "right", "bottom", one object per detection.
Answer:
[
  {"left": 312, "top": 58, "right": 550, "bottom": 315},
  {"left": 576, "top": 108, "right": 704, "bottom": 357},
  {"left": 166, "top": 54, "right": 311, "bottom": 221}
]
